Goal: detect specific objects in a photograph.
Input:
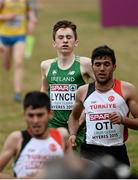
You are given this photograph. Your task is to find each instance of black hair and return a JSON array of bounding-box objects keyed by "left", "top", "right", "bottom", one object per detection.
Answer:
[
  {"left": 53, "top": 20, "right": 77, "bottom": 41},
  {"left": 91, "top": 45, "right": 116, "bottom": 65},
  {"left": 23, "top": 91, "right": 51, "bottom": 111}
]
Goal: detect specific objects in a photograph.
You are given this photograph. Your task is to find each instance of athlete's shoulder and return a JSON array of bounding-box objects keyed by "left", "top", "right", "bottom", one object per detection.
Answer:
[
  {"left": 8, "top": 131, "right": 22, "bottom": 142},
  {"left": 121, "top": 81, "right": 136, "bottom": 91},
  {"left": 40, "top": 58, "right": 56, "bottom": 70},
  {"left": 119, "top": 80, "right": 137, "bottom": 98},
  {"left": 78, "top": 83, "right": 89, "bottom": 91},
  {"left": 80, "top": 56, "right": 91, "bottom": 62},
  {"left": 57, "top": 127, "right": 69, "bottom": 150},
  {"left": 76, "top": 84, "right": 89, "bottom": 102},
  {"left": 49, "top": 128, "right": 68, "bottom": 149},
  {"left": 79, "top": 56, "right": 94, "bottom": 82},
  {"left": 79, "top": 56, "right": 92, "bottom": 66},
  {"left": 121, "top": 80, "right": 136, "bottom": 89},
  {"left": 77, "top": 84, "right": 89, "bottom": 96},
  {"left": 57, "top": 127, "right": 69, "bottom": 140},
  {"left": 4, "top": 131, "right": 22, "bottom": 149},
  {"left": 80, "top": 56, "right": 91, "bottom": 61}
]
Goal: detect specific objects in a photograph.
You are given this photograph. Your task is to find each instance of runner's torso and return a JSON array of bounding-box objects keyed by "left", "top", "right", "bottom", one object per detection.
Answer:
[
  {"left": 13, "top": 129, "right": 64, "bottom": 178},
  {"left": 47, "top": 56, "right": 85, "bottom": 128},
  {"left": 83, "top": 80, "right": 129, "bottom": 146},
  {"left": 0, "top": 0, "right": 28, "bottom": 35}
]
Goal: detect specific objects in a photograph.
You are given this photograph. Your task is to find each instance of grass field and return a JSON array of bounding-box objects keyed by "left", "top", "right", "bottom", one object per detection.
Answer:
[{"left": 0, "top": 0, "right": 138, "bottom": 174}]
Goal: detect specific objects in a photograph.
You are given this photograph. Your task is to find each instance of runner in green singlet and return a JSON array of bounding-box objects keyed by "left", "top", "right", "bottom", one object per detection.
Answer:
[{"left": 40, "top": 20, "right": 94, "bottom": 153}]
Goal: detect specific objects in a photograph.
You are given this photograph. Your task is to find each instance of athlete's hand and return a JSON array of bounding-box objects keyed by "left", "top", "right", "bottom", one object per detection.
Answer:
[
  {"left": 109, "top": 112, "right": 123, "bottom": 124},
  {"left": 68, "top": 134, "right": 77, "bottom": 149}
]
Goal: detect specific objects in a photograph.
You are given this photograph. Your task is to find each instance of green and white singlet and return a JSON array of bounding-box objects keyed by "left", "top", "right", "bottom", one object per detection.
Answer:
[
  {"left": 47, "top": 56, "right": 85, "bottom": 128},
  {"left": 47, "top": 56, "right": 86, "bottom": 152}
]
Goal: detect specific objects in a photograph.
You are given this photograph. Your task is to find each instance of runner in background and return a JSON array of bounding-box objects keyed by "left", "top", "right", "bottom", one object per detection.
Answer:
[
  {"left": 0, "top": 0, "right": 38, "bottom": 102},
  {"left": 40, "top": 20, "right": 94, "bottom": 153}
]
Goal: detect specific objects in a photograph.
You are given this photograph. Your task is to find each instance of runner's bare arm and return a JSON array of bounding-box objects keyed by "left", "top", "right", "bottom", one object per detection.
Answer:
[
  {"left": 80, "top": 57, "right": 95, "bottom": 83},
  {"left": 121, "top": 81, "right": 138, "bottom": 129},
  {"left": 40, "top": 60, "right": 52, "bottom": 92},
  {"left": 67, "top": 87, "right": 86, "bottom": 148},
  {"left": 0, "top": 131, "right": 21, "bottom": 172},
  {"left": 27, "top": 0, "right": 38, "bottom": 34},
  {"left": 79, "top": 57, "right": 94, "bottom": 126},
  {"left": 78, "top": 111, "right": 86, "bottom": 126},
  {"left": 68, "top": 86, "right": 85, "bottom": 136}
]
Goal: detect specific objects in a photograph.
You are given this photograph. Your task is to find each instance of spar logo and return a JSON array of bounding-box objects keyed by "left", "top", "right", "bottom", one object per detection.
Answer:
[
  {"left": 89, "top": 113, "right": 109, "bottom": 121},
  {"left": 51, "top": 84, "right": 69, "bottom": 91},
  {"left": 50, "top": 84, "right": 77, "bottom": 92}
]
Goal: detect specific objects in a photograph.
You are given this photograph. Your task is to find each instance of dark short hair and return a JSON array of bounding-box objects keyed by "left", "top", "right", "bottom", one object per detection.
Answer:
[
  {"left": 52, "top": 20, "right": 77, "bottom": 41},
  {"left": 91, "top": 45, "right": 116, "bottom": 65},
  {"left": 23, "top": 91, "right": 51, "bottom": 111}
]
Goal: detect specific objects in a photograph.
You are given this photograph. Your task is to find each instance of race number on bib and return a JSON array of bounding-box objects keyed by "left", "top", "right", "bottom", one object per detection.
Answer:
[{"left": 50, "top": 84, "right": 77, "bottom": 110}]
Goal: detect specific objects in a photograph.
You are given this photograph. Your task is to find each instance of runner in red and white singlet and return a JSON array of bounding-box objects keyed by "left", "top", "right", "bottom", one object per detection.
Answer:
[{"left": 68, "top": 45, "right": 138, "bottom": 166}]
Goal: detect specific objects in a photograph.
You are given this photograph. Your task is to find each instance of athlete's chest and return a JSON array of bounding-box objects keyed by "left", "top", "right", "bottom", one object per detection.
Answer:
[
  {"left": 21, "top": 137, "right": 64, "bottom": 158},
  {"left": 14, "top": 137, "right": 64, "bottom": 178},
  {"left": 48, "top": 64, "right": 83, "bottom": 85},
  {"left": 84, "top": 89, "right": 128, "bottom": 114}
]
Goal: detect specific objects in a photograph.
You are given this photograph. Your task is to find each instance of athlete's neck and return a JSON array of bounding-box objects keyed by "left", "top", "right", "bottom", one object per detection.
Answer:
[
  {"left": 95, "top": 79, "right": 114, "bottom": 92},
  {"left": 57, "top": 53, "right": 75, "bottom": 69},
  {"left": 34, "top": 129, "right": 50, "bottom": 139}
]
